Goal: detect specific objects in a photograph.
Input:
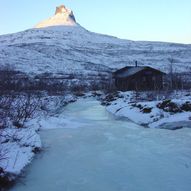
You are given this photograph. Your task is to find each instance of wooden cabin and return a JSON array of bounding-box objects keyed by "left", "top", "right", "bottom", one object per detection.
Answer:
[{"left": 113, "top": 66, "right": 165, "bottom": 91}]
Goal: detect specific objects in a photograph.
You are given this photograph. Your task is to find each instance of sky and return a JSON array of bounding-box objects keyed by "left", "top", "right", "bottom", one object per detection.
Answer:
[{"left": 0, "top": 0, "right": 191, "bottom": 44}]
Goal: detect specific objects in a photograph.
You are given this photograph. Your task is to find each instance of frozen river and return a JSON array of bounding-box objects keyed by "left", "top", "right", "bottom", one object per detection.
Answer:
[{"left": 11, "top": 98, "right": 191, "bottom": 191}]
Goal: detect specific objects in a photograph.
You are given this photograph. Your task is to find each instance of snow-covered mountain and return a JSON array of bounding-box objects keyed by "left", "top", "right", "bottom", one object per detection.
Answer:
[{"left": 0, "top": 5, "right": 191, "bottom": 79}]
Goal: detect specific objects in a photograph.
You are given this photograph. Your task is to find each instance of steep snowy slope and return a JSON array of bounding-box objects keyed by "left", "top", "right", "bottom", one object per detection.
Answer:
[{"left": 0, "top": 5, "right": 191, "bottom": 77}]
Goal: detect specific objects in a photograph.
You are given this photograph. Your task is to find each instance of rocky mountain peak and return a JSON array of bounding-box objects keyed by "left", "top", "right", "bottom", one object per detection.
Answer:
[
  {"left": 35, "top": 4, "right": 77, "bottom": 28},
  {"left": 55, "top": 5, "right": 69, "bottom": 14}
]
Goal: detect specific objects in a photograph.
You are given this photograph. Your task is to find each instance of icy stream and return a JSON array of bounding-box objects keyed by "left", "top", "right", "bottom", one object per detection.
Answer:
[{"left": 11, "top": 98, "right": 191, "bottom": 191}]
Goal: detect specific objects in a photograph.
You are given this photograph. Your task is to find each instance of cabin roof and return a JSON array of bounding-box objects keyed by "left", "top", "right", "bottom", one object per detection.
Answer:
[{"left": 113, "top": 66, "right": 165, "bottom": 78}]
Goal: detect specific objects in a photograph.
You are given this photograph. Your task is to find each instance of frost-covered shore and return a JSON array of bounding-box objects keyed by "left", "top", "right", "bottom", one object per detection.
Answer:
[
  {"left": 1, "top": 90, "right": 191, "bottom": 189},
  {"left": 0, "top": 126, "right": 41, "bottom": 187},
  {"left": 104, "top": 91, "right": 191, "bottom": 130},
  {"left": 0, "top": 93, "right": 77, "bottom": 189}
]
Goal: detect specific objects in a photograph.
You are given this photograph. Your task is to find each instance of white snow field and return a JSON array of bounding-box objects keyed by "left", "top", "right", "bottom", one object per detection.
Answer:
[
  {"left": 11, "top": 98, "right": 191, "bottom": 191},
  {"left": 0, "top": 24, "right": 191, "bottom": 76}
]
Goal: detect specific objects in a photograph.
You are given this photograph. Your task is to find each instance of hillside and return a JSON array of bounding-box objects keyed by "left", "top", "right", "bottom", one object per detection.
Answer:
[{"left": 0, "top": 5, "right": 191, "bottom": 89}]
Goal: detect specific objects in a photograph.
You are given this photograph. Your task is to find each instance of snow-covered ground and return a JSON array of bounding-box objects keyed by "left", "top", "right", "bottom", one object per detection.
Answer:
[
  {"left": 0, "top": 127, "right": 41, "bottom": 177},
  {"left": 106, "top": 91, "right": 191, "bottom": 129},
  {"left": 0, "top": 23, "right": 191, "bottom": 77}
]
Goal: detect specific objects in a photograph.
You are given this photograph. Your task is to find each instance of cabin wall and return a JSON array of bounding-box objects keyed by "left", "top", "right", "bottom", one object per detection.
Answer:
[{"left": 114, "top": 69, "right": 164, "bottom": 91}]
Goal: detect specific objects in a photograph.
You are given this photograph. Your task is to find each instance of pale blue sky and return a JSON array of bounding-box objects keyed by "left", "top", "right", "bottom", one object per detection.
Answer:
[{"left": 0, "top": 0, "right": 190, "bottom": 44}]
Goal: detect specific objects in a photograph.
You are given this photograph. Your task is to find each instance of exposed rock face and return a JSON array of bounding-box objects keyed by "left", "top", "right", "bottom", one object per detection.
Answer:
[
  {"left": 35, "top": 5, "right": 77, "bottom": 28},
  {"left": 55, "top": 5, "right": 66, "bottom": 14},
  {"left": 55, "top": 5, "right": 76, "bottom": 22}
]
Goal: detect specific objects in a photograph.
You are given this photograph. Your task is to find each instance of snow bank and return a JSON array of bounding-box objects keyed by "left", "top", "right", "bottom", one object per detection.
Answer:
[
  {"left": 0, "top": 93, "right": 77, "bottom": 187},
  {"left": 0, "top": 127, "right": 41, "bottom": 181},
  {"left": 106, "top": 91, "right": 191, "bottom": 129}
]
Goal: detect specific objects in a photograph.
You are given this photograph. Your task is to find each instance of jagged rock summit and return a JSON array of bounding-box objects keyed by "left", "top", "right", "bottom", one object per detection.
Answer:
[{"left": 35, "top": 5, "right": 77, "bottom": 28}]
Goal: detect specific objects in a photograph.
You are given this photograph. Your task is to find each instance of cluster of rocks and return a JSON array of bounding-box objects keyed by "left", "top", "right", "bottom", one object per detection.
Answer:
[
  {"left": 131, "top": 103, "right": 153, "bottom": 113},
  {"left": 157, "top": 100, "right": 191, "bottom": 113},
  {"left": 100, "top": 92, "right": 122, "bottom": 106}
]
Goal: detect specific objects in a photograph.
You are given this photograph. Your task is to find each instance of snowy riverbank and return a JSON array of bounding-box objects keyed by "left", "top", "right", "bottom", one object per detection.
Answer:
[
  {"left": 8, "top": 97, "right": 191, "bottom": 191},
  {"left": 1, "top": 90, "right": 191, "bottom": 189},
  {"left": 0, "top": 126, "right": 41, "bottom": 184},
  {"left": 0, "top": 93, "right": 77, "bottom": 188},
  {"left": 105, "top": 91, "right": 191, "bottom": 130}
]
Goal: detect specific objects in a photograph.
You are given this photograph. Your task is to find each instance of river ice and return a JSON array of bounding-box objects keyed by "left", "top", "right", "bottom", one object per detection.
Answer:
[{"left": 11, "top": 98, "right": 191, "bottom": 191}]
